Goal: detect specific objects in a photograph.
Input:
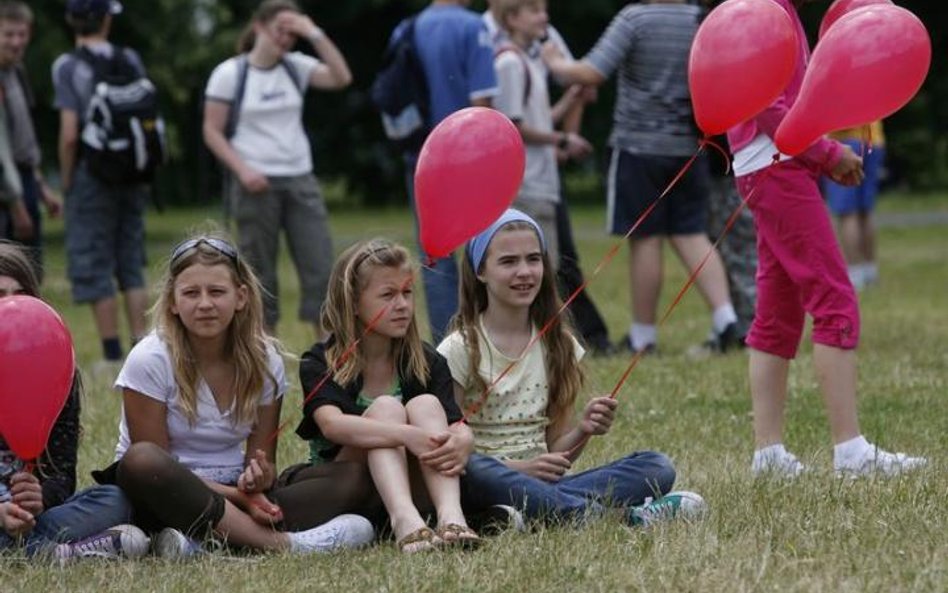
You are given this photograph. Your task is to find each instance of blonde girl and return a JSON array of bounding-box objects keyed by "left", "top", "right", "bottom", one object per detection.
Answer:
[
  {"left": 295, "top": 238, "right": 479, "bottom": 553},
  {"left": 438, "top": 209, "right": 701, "bottom": 525},
  {"left": 89, "top": 234, "right": 373, "bottom": 558}
]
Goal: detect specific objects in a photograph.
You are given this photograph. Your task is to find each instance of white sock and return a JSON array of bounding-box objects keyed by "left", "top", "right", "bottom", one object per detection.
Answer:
[
  {"left": 847, "top": 265, "right": 864, "bottom": 288},
  {"left": 630, "top": 323, "right": 657, "bottom": 350},
  {"left": 834, "top": 435, "right": 872, "bottom": 466},
  {"left": 754, "top": 443, "right": 788, "bottom": 464},
  {"left": 712, "top": 304, "right": 738, "bottom": 334},
  {"left": 862, "top": 262, "right": 879, "bottom": 283}
]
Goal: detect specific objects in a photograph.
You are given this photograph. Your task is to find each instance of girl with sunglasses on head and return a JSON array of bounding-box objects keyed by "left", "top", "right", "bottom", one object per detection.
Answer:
[
  {"left": 67, "top": 233, "right": 374, "bottom": 560},
  {"left": 438, "top": 210, "right": 705, "bottom": 527},
  {"left": 0, "top": 240, "right": 137, "bottom": 561},
  {"left": 294, "top": 238, "right": 479, "bottom": 553}
]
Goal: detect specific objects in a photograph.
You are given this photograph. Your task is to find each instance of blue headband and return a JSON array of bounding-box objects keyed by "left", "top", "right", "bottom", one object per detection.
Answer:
[{"left": 467, "top": 208, "right": 547, "bottom": 272}]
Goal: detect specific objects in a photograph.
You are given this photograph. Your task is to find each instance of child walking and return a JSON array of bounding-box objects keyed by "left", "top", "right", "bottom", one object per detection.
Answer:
[
  {"left": 57, "top": 234, "right": 374, "bottom": 560},
  {"left": 438, "top": 210, "right": 704, "bottom": 526},
  {"left": 0, "top": 241, "right": 136, "bottom": 560},
  {"left": 295, "top": 239, "right": 479, "bottom": 553},
  {"left": 729, "top": 0, "right": 925, "bottom": 477}
]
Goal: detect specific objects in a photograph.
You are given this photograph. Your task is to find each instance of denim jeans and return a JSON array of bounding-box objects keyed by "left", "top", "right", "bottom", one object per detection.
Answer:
[
  {"left": 0, "top": 485, "right": 133, "bottom": 557},
  {"left": 404, "top": 152, "right": 459, "bottom": 343},
  {"left": 460, "top": 451, "right": 676, "bottom": 524}
]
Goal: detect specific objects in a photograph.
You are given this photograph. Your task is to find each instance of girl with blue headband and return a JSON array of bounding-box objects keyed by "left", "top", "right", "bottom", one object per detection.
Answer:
[{"left": 439, "top": 209, "right": 706, "bottom": 526}]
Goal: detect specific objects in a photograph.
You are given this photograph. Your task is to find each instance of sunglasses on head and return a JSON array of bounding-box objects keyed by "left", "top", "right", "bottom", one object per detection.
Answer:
[{"left": 170, "top": 237, "right": 239, "bottom": 264}]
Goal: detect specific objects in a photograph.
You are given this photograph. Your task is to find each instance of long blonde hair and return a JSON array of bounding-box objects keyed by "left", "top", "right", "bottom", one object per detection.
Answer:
[
  {"left": 153, "top": 234, "right": 278, "bottom": 426},
  {"left": 321, "top": 238, "right": 429, "bottom": 388},
  {"left": 455, "top": 222, "right": 584, "bottom": 431}
]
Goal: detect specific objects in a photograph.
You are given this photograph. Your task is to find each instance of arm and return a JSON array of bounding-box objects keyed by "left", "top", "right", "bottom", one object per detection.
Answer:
[
  {"left": 542, "top": 46, "right": 606, "bottom": 88},
  {"left": 57, "top": 109, "right": 79, "bottom": 194},
  {"left": 122, "top": 388, "right": 171, "bottom": 449},
  {"left": 236, "top": 400, "right": 281, "bottom": 493},
  {"left": 36, "top": 169, "right": 62, "bottom": 218},
  {"left": 314, "top": 405, "right": 436, "bottom": 458},
  {"left": 281, "top": 13, "right": 351, "bottom": 90},
  {"left": 547, "top": 396, "right": 618, "bottom": 462},
  {"left": 202, "top": 100, "right": 268, "bottom": 193}
]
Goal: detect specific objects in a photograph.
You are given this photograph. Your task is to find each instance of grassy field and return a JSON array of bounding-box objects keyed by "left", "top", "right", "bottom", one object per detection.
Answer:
[{"left": 3, "top": 193, "right": 946, "bottom": 592}]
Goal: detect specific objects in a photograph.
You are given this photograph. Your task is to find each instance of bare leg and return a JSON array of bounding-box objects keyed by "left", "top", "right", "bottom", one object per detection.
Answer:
[
  {"left": 92, "top": 296, "right": 120, "bottom": 343},
  {"left": 362, "top": 396, "right": 428, "bottom": 547},
  {"left": 404, "top": 395, "right": 467, "bottom": 529},
  {"left": 749, "top": 348, "right": 790, "bottom": 448},
  {"left": 122, "top": 287, "right": 149, "bottom": 341},
  {"left": 836, "top": 213, "right": 862, "bottom": 264},
  {"left": 669, "top": 233, "right": 732, "bottom": 310},
  {"left": 813, "top": 344, "right": 861, "bottom": 444},
  {"left": 628, "top": 236, "right": 663, "bottom": 325},
  {"left": 858, "top": 211, "right": 876, "bottom": 264},
  {"left": 213, "top": 500, "right": 289, "bottom": 550}
]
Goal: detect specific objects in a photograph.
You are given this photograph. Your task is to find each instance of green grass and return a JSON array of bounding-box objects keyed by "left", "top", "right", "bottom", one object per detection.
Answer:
[{"left": 3, "top": 193, "right": 947, "bottom": 592}]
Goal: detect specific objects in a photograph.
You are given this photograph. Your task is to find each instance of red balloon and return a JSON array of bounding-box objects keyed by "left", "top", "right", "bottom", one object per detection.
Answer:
[
  {"left": 819, "top": 0, "right": 892, "bottom": 39},
  {"left": 0, "top": 296, "right": 75, "bottom": 460},
  {"left": 414, "top": 107, "right": 525, "bottom": 258},
  {"left": 689, "top": 0, "right": 798, "bottom": 136},
  {"left": 775, "top": 5, "right": 930, "bottom": 156}
]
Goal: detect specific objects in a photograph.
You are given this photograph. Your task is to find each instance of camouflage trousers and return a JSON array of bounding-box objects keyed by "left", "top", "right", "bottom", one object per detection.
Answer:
[{"left": 708, "top": 176, "right": 757, "bottom": 336}]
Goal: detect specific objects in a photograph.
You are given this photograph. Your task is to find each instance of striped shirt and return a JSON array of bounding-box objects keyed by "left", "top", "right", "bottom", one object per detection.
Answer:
[{"left": 583, "top": 3, "right": 702, "bottom": 157}]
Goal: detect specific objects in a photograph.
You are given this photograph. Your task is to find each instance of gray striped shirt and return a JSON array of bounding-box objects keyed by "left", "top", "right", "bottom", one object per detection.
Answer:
[{"left": 584, "top": 3, "right": 702, "bottom": 157}]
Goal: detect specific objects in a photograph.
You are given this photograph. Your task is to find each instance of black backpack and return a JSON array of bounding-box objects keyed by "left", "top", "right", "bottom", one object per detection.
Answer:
[
  {"left": 75, "top": 46, "right": 167, "bottom": 185},
  {"left": 370, "top": 16, "right": 430, "bottom": 153}
]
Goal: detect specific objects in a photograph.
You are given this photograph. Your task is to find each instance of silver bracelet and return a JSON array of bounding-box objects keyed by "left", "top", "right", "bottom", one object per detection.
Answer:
[{"left": 308, "top": 27, "right": 325, "bottom": 44}]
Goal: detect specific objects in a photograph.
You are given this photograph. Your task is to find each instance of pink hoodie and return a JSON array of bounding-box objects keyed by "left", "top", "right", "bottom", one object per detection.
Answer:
[{"left": 726, "top": 0, "right": 841, "bottom": 174}]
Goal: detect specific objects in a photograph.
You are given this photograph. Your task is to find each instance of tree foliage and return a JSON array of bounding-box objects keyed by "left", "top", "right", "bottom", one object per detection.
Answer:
[{"left": 21, "top": 1, "right": 948, "bottom": 206}]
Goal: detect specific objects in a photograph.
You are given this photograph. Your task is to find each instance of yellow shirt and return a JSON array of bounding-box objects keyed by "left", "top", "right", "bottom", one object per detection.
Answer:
[{"left": 830, "top": 120, "right": 885, "bottom": 147}]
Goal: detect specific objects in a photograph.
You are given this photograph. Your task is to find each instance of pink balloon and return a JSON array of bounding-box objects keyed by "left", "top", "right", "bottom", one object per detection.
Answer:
[
  {"left": 689, "top": 0, "right": 798, "bottom": 136},
  {"left": 0, "top": 296, "right": 75, "bottom": 461},
  {"left": 414, "top": 107, "right": 525, "bottom": 259},
  {"left": 775, "top": 5, "right": 931, "bottom": 157},
  {"left": 819, "top": 0, "right": 893, "bottom": 39}
]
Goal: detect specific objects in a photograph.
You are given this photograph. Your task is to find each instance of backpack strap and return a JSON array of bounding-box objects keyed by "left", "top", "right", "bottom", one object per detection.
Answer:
[
  {"left": 279, "top": 56, "right": 307, "bottom": 95},
  {"left": 224, "top": 54, "right": 250, "bottom": 139},
  {"left": 494, "top": 45, "right": 531, "bottom": 108}
]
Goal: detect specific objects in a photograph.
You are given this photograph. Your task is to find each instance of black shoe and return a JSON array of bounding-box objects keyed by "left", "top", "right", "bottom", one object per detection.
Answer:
[
  {"left": 697, "top": 322, "right": 745, "bottom": 355},
  {"left": 467, "top": 504, "right": 527, "bottom": 536},
  {"left": 586, "top": 335, "right": 618, "bottom": 357},
  {"left": 617, "top": 335, "right": 658, "bottom": 356}
]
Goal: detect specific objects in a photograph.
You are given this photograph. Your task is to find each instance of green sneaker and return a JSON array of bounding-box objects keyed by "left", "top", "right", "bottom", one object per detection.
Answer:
[{"left": 628, "top": 491, "right": 707, "bottom": 527}]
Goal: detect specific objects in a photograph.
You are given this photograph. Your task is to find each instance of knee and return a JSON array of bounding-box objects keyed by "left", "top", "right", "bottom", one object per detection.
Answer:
[
  {"left": 116, "top": 442, "right": 177, "bottom": 488},
  {"left": 364, "top": 395, "right": 407, "bottom": 422},
  {"left": 638, "top": 451, "right": 677, "bottom": 496},
  {"left": 405, "top": 393, "right": 443, "bottom": 416}
]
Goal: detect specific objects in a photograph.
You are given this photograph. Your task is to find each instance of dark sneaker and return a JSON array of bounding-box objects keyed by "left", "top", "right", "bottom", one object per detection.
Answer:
[
  {"left": 467, "top": 504, "right": 527, "bottom": 536},
  {"left": 617, "top": 335, "right": 658, "bottom": 356},
  {"left": 688, "top": 322, "right": 745, "bottom": 358},
  {"left": 628, "top": 491, "right": 708, "bottom": 528},
  {"left": 586, "top": 335, "right": 618, "bottom": 358},
  {"left": 53, "top": 524, "right": 150, "bottom": 563}
]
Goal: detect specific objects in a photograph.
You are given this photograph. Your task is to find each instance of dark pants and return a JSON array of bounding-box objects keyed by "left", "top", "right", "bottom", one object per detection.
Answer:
[
  {"left": 555, "top": 199, "right": 610, "bottom": 347},
  {"left": 1, "top": 165, "right": 44, "bottom": 279}
]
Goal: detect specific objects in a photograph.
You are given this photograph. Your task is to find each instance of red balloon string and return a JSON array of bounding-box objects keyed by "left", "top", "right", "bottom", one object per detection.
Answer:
[
  {"left": 459, "top": 143, "right": 709, "bottom": 422},
  {"left": 565, "top": 155, "right": 778, "bottom": 459}
]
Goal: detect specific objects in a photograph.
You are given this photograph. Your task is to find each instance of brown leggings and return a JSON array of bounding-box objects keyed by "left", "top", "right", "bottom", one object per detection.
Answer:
[{"left": 114, "top": 442, "right": 384, "bottom": 536}]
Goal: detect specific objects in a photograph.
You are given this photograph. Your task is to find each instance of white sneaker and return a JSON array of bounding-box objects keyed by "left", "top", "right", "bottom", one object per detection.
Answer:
[
  {"left": 752, "top": 450, "right": 807, "bottom": 478},
  {"left": 835, "top": 446, "right": 928, "bottom": 477},
  {"left": 153, "top": 528, "right": 203, "bottom": 559},
  {"left": 53, "top": 524, "right": 150, "bottom": 563},
  {"left": 287, "top": 514, "right": 375, "bottom": 554},
  {"left": 628, "top": 491, "right": 708, "bottom": 527}
]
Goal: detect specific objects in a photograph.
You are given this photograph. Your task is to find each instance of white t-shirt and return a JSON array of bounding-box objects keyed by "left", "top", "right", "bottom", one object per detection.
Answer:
[
  {"left": 494, "top": 48, "right": 560, "bottom": 203},
  {"left": 437, "top": 318, "right": 583, "bottom": 460},
  {"left": 114, "top": 332, "right": 287, "bottom": 484},
  {"left": 205, "top": 52, "right": 318, "bottom": 177}
]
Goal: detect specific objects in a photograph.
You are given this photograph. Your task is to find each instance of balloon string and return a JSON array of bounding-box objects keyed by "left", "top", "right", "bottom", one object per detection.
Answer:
[
  {"left": 564, "top": 155, "right": 778, "bottom": 459},
  {"left": 459, "top": 143, "right": 707, "bottom": 422}
]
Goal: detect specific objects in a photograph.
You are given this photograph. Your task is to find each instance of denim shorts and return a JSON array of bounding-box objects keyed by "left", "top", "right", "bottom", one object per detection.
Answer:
[
  {"left": 65, "top": 162, "right": 147, "bottom": 303},
  {"left": 606, "top": 149, "right": 710, "bottom": 237}
]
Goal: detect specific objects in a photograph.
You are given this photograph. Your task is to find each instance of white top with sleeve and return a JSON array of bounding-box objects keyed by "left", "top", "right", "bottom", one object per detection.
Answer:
[{"left": 113, "top": 332, "right": 287, "bottom": 484}]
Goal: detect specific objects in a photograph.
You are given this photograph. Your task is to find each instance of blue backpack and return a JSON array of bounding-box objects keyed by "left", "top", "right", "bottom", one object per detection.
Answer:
[{"left": 370, "top": 16, "right": 430, "bottom": 153}]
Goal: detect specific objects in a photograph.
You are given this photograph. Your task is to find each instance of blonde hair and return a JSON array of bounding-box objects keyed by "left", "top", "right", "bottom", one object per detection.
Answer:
[
  {"left": 237, "top": 0, "right": 300, "bottom": 53},
  {"left": 454, "top": 221, "right": 583, "bottom": 431},
  {"left": 492, "top": 0, "right": 544, "bottom": 30},
  {"left": 321, "top": 238, "right": 429, "bottom": 388},
  {"left": 152, "top": 233, "right": 279, "bottom": 426}
]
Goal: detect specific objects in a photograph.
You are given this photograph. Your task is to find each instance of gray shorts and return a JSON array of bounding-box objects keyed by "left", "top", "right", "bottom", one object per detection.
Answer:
[
  {"left": 65, "top": 162, "right": 147, "bottom": 304},
  {"left": 232, "top": 173, "right": 333, "bottom": 327}
]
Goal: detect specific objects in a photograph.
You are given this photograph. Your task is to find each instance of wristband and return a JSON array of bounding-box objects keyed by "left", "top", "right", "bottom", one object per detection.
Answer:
[
  {"left": 308, "top": 27, "right": 325, "bottom": 44},
  {"left": 557, "top": 133, "right": 569, "bottom": 150}
]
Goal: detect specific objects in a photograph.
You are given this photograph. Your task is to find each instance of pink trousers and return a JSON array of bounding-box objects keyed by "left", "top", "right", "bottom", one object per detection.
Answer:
[{"left": 737, "top": 161, "right": 859, "bottom": 359}]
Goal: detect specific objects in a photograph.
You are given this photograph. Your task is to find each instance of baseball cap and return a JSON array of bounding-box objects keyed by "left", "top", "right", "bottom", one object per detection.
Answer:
[{"left": 66, "top": 0, "right": 123, "bottom": 16}]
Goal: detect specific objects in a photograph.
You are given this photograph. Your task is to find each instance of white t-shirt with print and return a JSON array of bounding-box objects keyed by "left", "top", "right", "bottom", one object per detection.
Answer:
[
  {"left": 205, "top": 52, "right": 318, "bottom": 177},
  {"left": 438, "top": 318, "right": 583, "bottom": 461},
  {"left": 114, "top": 332, "right": 287, "bottom": 484}
]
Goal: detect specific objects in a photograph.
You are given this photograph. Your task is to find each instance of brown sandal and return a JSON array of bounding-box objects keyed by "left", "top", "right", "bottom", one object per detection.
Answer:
[
  {"left": 397, "top": 526, "right": 441, "bottom": 554},
  {"left": 435, "top": 523, "right": 482, "bottom": 549}
]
